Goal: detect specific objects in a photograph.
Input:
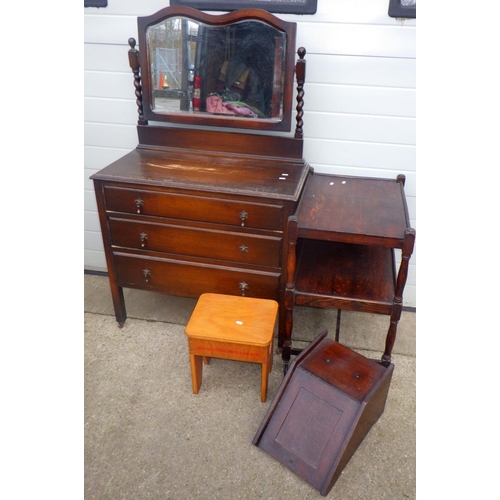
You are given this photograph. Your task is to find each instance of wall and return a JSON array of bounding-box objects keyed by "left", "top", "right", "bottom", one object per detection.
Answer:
[{"left": 84, "top": 0, "right": 416, "bottom": 307}]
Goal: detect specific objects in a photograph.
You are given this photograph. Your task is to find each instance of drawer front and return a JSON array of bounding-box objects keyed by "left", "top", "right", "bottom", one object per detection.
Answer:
[
  {"left": 104, "top": 186, "right": 283, "bottom": 230},
  {"left": 113, "top": 254, "right": 280, "bottom": 300},
  {"left": 109, "top": 217, "right": 282, "bottom": 268}
]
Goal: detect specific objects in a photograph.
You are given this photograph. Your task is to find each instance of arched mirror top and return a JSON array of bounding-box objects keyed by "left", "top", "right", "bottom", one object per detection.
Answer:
[{"left": 136, "top": 6, "right": 297, "bottom": 132}]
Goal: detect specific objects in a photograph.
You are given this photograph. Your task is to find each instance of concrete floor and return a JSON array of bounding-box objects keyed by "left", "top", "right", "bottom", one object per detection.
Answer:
[{"left": 84, "top": 273, "right": 416, "bottom": 499}]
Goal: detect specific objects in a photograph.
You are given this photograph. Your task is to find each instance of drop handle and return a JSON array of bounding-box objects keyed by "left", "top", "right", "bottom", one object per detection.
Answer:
[
  {"left": 239, "top": 210, "right": 248, "bottom": 227},
  {"left": 143, "top": 268, "right": 151, "bottom": 283},
  {"left": 135, "top": 198, "right": 144, "bottom": 214},
  {"left": 139, "top": 232, "right": 148, "bottom": 248},
  {"left": 239, "top": 282, "right": 248, "bottom": 296}
]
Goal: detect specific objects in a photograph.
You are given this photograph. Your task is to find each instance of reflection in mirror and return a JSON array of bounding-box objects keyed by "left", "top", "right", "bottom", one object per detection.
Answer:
[{"left": 146, "top": 17, "right": 286, "bottom": 121}]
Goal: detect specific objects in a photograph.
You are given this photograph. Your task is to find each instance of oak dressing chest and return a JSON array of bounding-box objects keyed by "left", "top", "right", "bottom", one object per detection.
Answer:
[{"left": 91, "top": 6, "right": 310, "bottom": 350}]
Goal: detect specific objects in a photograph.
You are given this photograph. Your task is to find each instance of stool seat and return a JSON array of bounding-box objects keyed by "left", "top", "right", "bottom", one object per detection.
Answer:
[{"left": 185, "top": 293, "right": 278, "bottom": 402}]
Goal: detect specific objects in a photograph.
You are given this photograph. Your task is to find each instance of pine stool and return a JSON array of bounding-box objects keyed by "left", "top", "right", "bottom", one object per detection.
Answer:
[{"left": 185, "top": 293, "right": 278, "bottom": 402}]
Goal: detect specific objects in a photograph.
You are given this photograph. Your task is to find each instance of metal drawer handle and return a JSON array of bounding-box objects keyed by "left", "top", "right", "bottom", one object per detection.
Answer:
[
  {"left": 135, "top": 198, "right": 144, "bottom": 214},
  {"left": 139, "top": 232, "right": 148, "bottom": 248},
  {"left": 239, "top": 244, "right": 249, "bottom": 253},
  {"left": 143, "top": 268, "right": 151, "bottom": 283},
  {"left": 239, "top": 282, "right": 248, "bottom": 296},
  {"left": 239, "top": 210, "right": 248, "bottom": 227}
]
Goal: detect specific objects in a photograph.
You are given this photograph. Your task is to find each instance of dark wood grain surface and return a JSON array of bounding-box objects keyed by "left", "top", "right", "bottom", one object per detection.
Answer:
[
  {"left": 294, "top": 239, "right": 395, "bottom": 314},
  {"left": 297, "top": 173, "right": 410, "bottom": 246},
  {"left": 92, "top": 147, "right": 309, "bottom": 201}
]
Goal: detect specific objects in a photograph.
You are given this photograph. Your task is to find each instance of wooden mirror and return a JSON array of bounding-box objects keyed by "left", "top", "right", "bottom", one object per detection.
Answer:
[{"left": 136, "top": 6, "right": 297, "bottom": 132}]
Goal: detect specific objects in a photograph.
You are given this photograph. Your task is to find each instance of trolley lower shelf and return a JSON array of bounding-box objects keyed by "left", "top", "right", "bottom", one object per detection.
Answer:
[{"left": 294, "top": 239, "right": 396, "bottom": 315}]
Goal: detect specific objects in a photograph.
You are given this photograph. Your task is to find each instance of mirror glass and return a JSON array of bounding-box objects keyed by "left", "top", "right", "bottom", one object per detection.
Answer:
[{"left": 146, "top": 17, "right": 287, "bottom": 122}]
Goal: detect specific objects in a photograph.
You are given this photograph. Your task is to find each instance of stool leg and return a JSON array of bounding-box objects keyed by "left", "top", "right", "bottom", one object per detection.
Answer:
[
  {"left": 203, "top": 357, "right": 211, "bottom": 365},
  {"left": 268, "top": 341, "right": 273, "bottom": 374},
  {"left": 190, "top": 353, "right": 203, "bottom": 394},
  {"left": 261, "top": 361, "right": 269, "bottom": 403}
]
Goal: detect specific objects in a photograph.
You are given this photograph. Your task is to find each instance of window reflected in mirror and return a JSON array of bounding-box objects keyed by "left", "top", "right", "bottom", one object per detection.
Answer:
[{"left": 146, "top": 17, "right": 286, "bottom": 121}]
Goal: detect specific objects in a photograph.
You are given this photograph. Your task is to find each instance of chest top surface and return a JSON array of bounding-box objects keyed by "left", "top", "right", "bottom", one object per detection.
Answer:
[{"left": 91, "top": 147, "right": 310, "bottom": 201}]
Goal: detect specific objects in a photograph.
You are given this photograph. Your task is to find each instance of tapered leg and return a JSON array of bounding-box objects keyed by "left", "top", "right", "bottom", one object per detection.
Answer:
[
  {"left": 189, "top": 353, "right": 203, "bottom": 394},
  {"left": 110, "top": 283, "right": 126, "bottom": 327}
]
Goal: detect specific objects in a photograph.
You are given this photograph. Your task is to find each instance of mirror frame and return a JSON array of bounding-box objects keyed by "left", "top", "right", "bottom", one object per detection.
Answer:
[{"left": 137, "top": 6, "right": 297, "bottom": 132}]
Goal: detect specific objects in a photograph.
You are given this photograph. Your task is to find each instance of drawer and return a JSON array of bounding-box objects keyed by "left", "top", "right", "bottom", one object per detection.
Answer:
[
  {"left": 109, "top": 217, "right": 282, "bottom": 267},
  {"left": 113, "top": 253, "right": 280, "bottom": 300},
  {"left": 104, "top": 186, "right": 283, "bottom": 231}
]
